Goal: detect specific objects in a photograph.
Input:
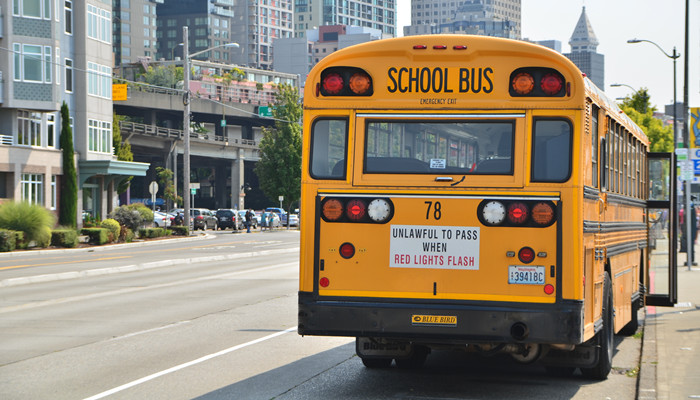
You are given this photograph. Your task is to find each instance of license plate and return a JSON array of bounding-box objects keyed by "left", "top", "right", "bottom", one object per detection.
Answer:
[
  {"left": 411, "top": 315, "right": 457, "bottom": 327},
  {"left": 508, "top": 265, "right": 545, "bottom": 285}
]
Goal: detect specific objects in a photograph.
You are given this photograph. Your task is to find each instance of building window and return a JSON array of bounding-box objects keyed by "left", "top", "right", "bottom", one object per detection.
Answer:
[
  {"left": 21, "top": 174, "right": 44, "bottom": 205},
  {"left": 13, "top": 44, "right": 52, "bottom": 83},
  {"left": 64, "top": 0, "right": 72, "bottom": 34},
  {"left": 50, "top": 175, "right": 57, "bottom": 210},
  {"left": 65, "top": 58, "right": 73, "bottom": 92},
  {"left": 47, "top": 113, "right": 56, "bottom": 148},
  {"left": 87, "top": 62, "right": 112, "bottom": 99},
  {"left": 13, "top": 0, "right": 51, "bottom": 19},
  {"left": 88, "top": 119, "right": 112, "bottom": 153},
  {"left": 87, "top": 4, "right": 111, "bottom": 43},
  {"left": 17, "top": 110, "right": 42, "bottom": 147}
]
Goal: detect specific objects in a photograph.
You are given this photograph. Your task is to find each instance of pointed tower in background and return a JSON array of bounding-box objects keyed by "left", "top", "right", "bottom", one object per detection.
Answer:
[{"left": 564, "top": 6, "right": 605, "bottom": 88}]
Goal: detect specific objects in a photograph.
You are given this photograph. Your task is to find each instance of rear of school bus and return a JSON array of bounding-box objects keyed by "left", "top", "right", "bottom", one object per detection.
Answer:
[{"left": 298, "top": 36, "right": 600, "bottom": 375}]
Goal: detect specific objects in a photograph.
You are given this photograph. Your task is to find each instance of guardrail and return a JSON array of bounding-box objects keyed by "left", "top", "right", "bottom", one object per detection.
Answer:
[{"left": 119, "top": 121, "right": 257, "bottom": 147}]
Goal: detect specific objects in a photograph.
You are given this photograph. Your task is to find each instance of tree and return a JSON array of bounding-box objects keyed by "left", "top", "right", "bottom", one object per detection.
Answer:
[
  {"left": 113, "top": 113, "right": 135, "bottom": 194},
  {"left": 59, "top": 102, "right": 78, "bottom": 227},
  {"left": 255, "top": 84, "right": 302, "bottom": 225},
  {"left": 619, "top": 89, "right": 673, "bottom": 152},
  {"left": 156, "top": 167, "right": 182, "bottom": 210},
  {"left": 138, "top": 65, "right": 183, "bottom": 88}
]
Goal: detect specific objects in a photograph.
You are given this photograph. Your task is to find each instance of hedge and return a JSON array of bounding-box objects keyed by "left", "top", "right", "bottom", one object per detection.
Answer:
[
  {"left": 80, "top": 228, "right": 110, "bottom": 245},
  {"left": 51, "top": 229, "right": 79, "bottom": 248},
  {"left": 0, "top": 229, "right": 16, "bottom": 252},
  {"left": 169, "top": 226, "right": 189, "bottom": 236},
  {"left": 138, "top": 227, "right": 167, "bottom": 239}
]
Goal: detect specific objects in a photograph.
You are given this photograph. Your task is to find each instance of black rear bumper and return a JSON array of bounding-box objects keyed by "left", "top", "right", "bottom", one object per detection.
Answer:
[{"left": 298, "top": 291, "right": 584, "bottom": 344}]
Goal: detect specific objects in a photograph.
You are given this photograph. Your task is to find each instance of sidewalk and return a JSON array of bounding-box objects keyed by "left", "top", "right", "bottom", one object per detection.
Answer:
[{"left": 639, "top": 245, "right": 700, "bottom": 399}]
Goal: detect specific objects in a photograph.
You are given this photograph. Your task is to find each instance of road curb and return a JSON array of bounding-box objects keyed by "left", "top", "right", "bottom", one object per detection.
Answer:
[
  {"left": 0, "top": 247, "right": 299, "bottom": 288},
  {"left": 638, "top": 307, "right": 657, "bottom": 400},
  {"left": 0, "top": 233, "right": 211, "bottom": 258}
]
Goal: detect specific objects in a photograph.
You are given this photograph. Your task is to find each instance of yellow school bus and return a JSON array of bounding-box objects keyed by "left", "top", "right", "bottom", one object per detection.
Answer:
[{"left": 298, "top": 35, "right": 677, "bottom": 379}]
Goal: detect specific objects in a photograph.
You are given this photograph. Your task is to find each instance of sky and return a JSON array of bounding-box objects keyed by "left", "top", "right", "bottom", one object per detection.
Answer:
[{"left": 397, "top": 0, "right": 699, "bottom": 110}]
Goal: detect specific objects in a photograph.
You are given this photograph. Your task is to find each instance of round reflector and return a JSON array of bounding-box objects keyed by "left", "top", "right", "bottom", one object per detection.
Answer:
[
  {"left": 507, "top": 202, "right": 529, "bottom": 225},
  {"left": 348, "top": 72, "right": 371, "bottom": 95},
  {"left": 339, "top": 242, "right": 355, "bottom": 259},
  {"left": 544, "top": 284, "right": 555, "bottom": 295},
  {"left": 531, "top": 202, "right": 555, "bottom": 226},
  {"left": 322, "top": 199, "right": 344, "bottom": 221},
  {"left": 319, "top": 277, "right": 330, "bottom": 287},
  {"left": 540, "top": 73, "right": 563, "bottom": 95},
  {"left": 481, "top": 201, "right": 506, "bottom": 225},
  {"left": 345, "top": 199, "right": 367, "bottom": 221},
  {"left": 512, "top": 72, "right": 535, "bottom": 95},
  {"left": 322, "top": 72, "right": 344, "bottom": 95},
  {"left": 518, "top": 247, "right": 536, "bottom": 264}
]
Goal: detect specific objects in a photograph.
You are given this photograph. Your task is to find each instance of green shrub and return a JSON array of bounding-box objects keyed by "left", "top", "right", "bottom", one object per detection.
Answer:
[
  {"left": 80, "top": 228, "right": 109, "bottom": 245},
  {"left": 51, "top": 229, "right": 79, "bottom": 248},
  {"left": 138, "top": 227, "right": 165, "bottom": 238},
  {"left": 109, "top": 203, "right": 153, "bottom": 231},
  {"left": 124, "top": 227, "right": 135, "bottom": 243},
  {"left": 100, "top": 218, "right": 121, "bottom": 242},
  {"left": 0, "top": 229, "right": 16, "bottom": 252},
  {"left": 13, "top": 230, "right": 27, "bottom": 249},
  {"left": 0, "top": 201, "right": 56, "bottom": 246},
  {"left": 170, "top": 226, "right": 189, "bottom": 236}
]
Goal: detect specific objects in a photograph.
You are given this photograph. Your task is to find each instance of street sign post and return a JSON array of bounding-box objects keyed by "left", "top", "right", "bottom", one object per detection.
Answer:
[{"left": 149, "top": 181, "right": 158, "bottom": 211}]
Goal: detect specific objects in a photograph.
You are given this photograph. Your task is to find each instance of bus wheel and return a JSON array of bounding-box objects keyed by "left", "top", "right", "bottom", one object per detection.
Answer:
[
  {"left": 395, "top": 345, "right": 429, "bottom": 369},
  {"left": 361, "top": 357, "right": 392, "bottom": 368},
  {"left": 581, "top": 272, "right": 613, "bottom": 380}
]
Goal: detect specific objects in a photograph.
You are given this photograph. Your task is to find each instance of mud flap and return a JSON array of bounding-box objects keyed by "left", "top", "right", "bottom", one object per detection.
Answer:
[
  {"left": 539, "top": 344, "right": 598, "bottom": 368},
  {"left": 356, "top": 337, "right": 414, "bottom": 359}
]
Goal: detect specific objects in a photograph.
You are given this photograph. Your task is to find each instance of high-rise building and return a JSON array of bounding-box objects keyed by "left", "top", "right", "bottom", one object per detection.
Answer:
[
  {"left": 405, "top": 0, "right": 521, "bottom": 39},
  {"left": 293, "top": 0, "right": 397, "bottom": 39},
  {"left": 0, "top": 0, "right": 148, "bottom": 223},
  {"left": 232, "top": 0, "right": 294, "bottom": 70},
  {"left": 564, "top": 7, "right": 604, "bottom": 89},
  {"left": 113, "top": 0, "right": 163, "bottom": 67},
  {"left": 157, "top": 0, "right": 238, "bottom": 65}
]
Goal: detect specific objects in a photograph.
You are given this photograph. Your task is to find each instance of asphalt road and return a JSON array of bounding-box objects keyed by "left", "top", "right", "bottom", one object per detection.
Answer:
[{"left": 0, "top": 230, "right": 643, "bottom": 399}]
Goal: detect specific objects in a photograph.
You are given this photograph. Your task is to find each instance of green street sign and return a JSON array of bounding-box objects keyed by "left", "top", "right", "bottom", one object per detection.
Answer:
[
  {"left": 259, "top": 106, "right": 272, "bottom": 117},
  {"left": 191, "top": 188, "right": 197, "bottom": 194}
]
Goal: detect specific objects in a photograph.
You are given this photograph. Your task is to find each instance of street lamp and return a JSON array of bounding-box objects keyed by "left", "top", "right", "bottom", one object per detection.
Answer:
[
  {"left": 627, "top": 38, "right": 689, "bottom": 268},
  {"left": 182, "top": 25, "right": 239, "bottom": 231},
  {"left": 610, "top": 83, "right": 638, "bottom": 94}
]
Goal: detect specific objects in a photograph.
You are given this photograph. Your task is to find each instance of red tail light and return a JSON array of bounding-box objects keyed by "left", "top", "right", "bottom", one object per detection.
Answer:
[
  {"left": 319, "top": 277, "right": 330, "bottom": 287},
  {"left": 540, "top": 73, "right": 564, "bottom": 95},
  {"left": 345, "top": 199, "right": 366, "bottom": 221},
  {"left": 339, "top": 242, "right": 355, "bottom": 259},
  {"left": 518, "top": 247, "right": 535, "bottom": 264},
  {"left": 322, "top": 72, "right": 344, "bottom": 95},
  {"left": 507, "top": 202, "right": 529, "bottom": 225}
]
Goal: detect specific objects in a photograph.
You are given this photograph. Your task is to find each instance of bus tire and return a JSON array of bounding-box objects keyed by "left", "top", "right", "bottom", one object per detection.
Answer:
[
  {"left": 581, "top": 272, "right": 613, "bottom": 380},
  {"left": 361, "top": 357, "right": 392, "bottom": 368}
]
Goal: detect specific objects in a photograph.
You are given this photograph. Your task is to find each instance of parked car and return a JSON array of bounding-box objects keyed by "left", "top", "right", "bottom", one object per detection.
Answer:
[
  {"left": 153, "top": 211, "right": 171, "bottom": 228},
  {"left": 238, "top": 209, "right": 258, "bottom": 229},
  {"left": 216, "top": 209, "right": 243, "bottom": 230},
  {"left": 265, "top": 207, "right": 288, "bottom": 225},
  {"left": 192, "top": 208, "right": 217, "bottom": 230},
  {"left": 288, "top": 213, "right": 299, "bottom": 227}
]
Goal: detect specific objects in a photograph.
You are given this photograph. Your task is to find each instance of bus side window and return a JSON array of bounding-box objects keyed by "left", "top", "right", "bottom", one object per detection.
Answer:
[
  {"left": 310, "top": 118, "right": 348, "bottom": 179},
  {"left": 531, "top": 119, "right": 572, "bottom": 182}
]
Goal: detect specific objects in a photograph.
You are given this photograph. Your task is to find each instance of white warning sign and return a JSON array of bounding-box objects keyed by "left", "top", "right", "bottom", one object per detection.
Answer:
[{"left": 389, "top": 225, "right": 480, "bottom": 270}]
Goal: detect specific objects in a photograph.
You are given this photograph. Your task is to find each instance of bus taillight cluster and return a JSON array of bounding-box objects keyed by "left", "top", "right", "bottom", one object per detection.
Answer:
[
  {"left": 509, "top": 67, "right": 567, "bottom": 97},
  {"left": 319, "top": 67, "right": 373, "bottom": 97},
  {"left": 477, "top": 199, "right": 556, "bottom": 227},
  {"left": 321, "top": 197, "right": 393, "bottom": 224}
]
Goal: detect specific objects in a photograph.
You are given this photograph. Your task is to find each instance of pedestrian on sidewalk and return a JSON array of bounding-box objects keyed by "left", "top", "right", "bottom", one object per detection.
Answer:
[{"left": 245, "top": 209, "right": 253, "bottom": 233}]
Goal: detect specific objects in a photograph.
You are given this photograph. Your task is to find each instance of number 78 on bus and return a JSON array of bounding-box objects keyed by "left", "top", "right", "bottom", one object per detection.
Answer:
[{"left": 298, "top": 34, "right": 678, "bottom": 379}]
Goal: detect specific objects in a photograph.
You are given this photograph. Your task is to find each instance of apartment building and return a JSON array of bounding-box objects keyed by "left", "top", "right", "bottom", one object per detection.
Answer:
[
  {"left": 293, "top": 0, "right": 396, "bottom": 39},
  {"left": 0, "top": 0, "right": 148, "bottom": 224}
]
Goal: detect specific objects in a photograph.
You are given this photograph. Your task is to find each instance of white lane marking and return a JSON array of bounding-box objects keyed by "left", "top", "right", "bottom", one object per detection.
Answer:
[
  {"left": 83, "top": 327, "right": 297, "bottom": 400},
  {"left": 108, "top": 321, "right": 192, "bottom": 341},
  {"left": 0, "top": 262, "right": 298, "bottom": 315}
]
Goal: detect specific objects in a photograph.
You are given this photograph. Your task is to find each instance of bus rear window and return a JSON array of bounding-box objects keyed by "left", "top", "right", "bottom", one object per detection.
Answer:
[
  {"left": 310, "top": 118, "right": 348, "bottom": 179},
  {"left": 531, "top": 119, "right": 572, "bottom": 182},
  {"left": 364, "top": 120, "right": 514, "bottom": 175}
]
